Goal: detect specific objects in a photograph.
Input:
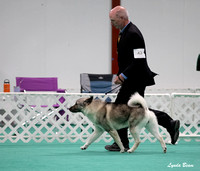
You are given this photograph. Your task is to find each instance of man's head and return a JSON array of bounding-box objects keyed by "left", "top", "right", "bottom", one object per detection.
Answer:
[{"left": 109, "top": 6, "right": 129, "bottom": 30}]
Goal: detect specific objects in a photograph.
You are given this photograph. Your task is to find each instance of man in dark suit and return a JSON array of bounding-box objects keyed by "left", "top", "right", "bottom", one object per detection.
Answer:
[{"left": 105, "top": 6, "right": 180, "bottom": 151}]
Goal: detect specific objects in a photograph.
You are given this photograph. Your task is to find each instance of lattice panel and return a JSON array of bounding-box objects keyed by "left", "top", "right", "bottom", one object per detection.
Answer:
[
  {"left": 171, "top": 93, "right": 200, "bottom": 142},
  {"left": 0, "top": 93, "right": 117, "bottom": 143},
  {"left": 0, "top": 93, "right": 199, "bottom": 143},
  {"left": 145, "top": 94, "right": 171, "bottom": 114}
]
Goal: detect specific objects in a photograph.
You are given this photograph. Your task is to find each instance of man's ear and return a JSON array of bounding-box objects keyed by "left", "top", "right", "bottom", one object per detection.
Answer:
[{"left": 84, "top": 96, "right": 93, "bottom": 105}]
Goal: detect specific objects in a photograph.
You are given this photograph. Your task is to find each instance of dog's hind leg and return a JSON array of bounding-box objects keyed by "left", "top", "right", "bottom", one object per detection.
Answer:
[
  {"left": 108, "top": 130, "right": 125, "bottom": 153},
  {"left": 145, "top": 118, "right": 167, "bottom": 153},
  {"left": 81, "top": 126, "right": 103, "bottom": 150},
  {"left": 127, "top": 126, "right": 141, "bottom": 153}
]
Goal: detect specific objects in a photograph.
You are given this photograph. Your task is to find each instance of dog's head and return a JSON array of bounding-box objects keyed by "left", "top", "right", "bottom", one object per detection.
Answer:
[{"left": 69, "top": 96, "right": 93, "bottom": 113}]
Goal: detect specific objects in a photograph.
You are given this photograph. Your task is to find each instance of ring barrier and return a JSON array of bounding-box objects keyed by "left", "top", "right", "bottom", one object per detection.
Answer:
[{"left": 0, "top": 92, "right": 199, "bottom": 143}]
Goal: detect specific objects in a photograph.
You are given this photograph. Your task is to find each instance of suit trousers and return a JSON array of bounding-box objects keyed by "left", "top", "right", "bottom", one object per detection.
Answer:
[{"left": 115, "top": 82, "right": 173, "bottom": 146}]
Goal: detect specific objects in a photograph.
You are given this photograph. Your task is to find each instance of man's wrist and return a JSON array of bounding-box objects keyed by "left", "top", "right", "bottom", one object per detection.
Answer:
[
  {"left": 118, "top": 75, "right": 124, "bottom": 83},
  {"left": 120, "top": 73, "right": 127, "bottom": 80}
]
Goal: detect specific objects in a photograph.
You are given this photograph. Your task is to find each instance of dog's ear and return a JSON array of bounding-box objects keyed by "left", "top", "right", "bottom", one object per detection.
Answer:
[{"left": 84, "top": 96, "right": 93, "bottom": 105}]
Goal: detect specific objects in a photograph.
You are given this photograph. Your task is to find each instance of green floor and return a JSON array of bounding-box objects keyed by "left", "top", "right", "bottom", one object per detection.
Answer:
[{"left": 0, "top": 140, "right": 199, "bottom": 171}]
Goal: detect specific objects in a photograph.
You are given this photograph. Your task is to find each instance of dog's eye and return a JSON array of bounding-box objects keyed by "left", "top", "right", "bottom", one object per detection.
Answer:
[{"left": 75, "top": 102, "right": 80, "bottom": 106}]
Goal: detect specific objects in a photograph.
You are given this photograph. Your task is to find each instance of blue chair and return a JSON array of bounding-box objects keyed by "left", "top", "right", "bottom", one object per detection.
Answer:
[{"left": 80, "top": 73, "right": 120, "bottom": 93}]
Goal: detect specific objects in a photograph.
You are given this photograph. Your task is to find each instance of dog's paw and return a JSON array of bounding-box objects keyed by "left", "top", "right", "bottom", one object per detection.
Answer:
[
  {"left": 127, "top": 149, "right": 133, "bottom": 153},
  {"left": 80, "top": 145, "right": 87, "bottom": 150},
  {"left": 163, "top": 147, "right": 167, "bottom": 153},
  {"left": 120, "top": 149, "right": 125, "bottom": 153}
]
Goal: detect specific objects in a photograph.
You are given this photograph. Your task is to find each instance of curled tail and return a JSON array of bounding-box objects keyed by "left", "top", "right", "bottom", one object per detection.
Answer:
[{"left": 127, "top": 92, "right": 148, "bottom": 110}]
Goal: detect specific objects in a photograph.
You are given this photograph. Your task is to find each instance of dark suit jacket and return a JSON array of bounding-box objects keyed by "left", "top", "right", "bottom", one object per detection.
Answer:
[{"left": 117, "top": 22, "right": 157, "bottom": 87}]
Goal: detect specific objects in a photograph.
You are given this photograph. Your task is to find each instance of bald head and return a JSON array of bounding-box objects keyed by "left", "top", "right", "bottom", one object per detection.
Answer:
[{"left": 109, "top": 6, "right": 129, "bottom": 30}]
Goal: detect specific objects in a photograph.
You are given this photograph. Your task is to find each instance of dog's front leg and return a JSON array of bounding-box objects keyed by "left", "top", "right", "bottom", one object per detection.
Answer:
[
  {"left": 109, "top": 130, "right": 125, "bottom": 153},
  {"left": 81, "top": 126, "right": 103, "bottom": 150}
]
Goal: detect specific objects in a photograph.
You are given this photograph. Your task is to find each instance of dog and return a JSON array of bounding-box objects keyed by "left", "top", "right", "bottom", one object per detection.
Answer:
[{"left": 69, "top": 93, "right": 167, "bottom": 153}]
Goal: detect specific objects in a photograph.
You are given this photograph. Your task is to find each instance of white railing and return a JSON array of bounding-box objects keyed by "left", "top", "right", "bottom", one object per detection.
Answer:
[{"left": 0, "top": 92, "right": 199, "bottom": 143}]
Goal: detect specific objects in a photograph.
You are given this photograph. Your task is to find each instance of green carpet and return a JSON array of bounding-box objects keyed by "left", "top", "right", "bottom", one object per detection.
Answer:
[{"left": 0, "top": 140, "right": 199, "bottom": 171}]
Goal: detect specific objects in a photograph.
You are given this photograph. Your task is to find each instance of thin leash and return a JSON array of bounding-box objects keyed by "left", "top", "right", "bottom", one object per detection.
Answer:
[
  {"left": 105, "top": 76, "right": 124, "bottom": 94},
  {"left": 105, "top": 84, "right": 121, "bottom": 95}
]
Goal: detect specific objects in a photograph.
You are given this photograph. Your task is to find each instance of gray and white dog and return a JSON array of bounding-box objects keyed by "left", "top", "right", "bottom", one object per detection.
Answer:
[{"left": 69, "top": 93, "right": 167, "bottom": 153}]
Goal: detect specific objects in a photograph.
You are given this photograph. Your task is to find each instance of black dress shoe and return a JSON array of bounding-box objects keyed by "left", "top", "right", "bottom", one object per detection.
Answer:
[
  {"left": 105, "top": 142, "right": 129, "bottom": 151},
  {"left": 169, "top": 120, "right": 180, "bottom": 145}
]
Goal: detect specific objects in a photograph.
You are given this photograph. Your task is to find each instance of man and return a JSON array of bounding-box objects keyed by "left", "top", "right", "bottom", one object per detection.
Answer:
[{"left": 105, "top": 6, "right": 180, "bottom": 151}]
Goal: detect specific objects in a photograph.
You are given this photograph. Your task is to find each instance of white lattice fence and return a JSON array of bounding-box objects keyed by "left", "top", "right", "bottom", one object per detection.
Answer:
[
  {"left": 171, "top": 93, "right": 200, "bottom": 142},
  {"left": 0, "top": 93, "right": 118, "bottom": 143},
  {"left": 0, "top": 93, "right": 199, "bottom": 143}
]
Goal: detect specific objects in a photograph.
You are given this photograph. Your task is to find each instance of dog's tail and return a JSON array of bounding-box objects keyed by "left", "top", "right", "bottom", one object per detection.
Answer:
[{"left": 127, "top": 92, "right": 148, "bottom": 110}]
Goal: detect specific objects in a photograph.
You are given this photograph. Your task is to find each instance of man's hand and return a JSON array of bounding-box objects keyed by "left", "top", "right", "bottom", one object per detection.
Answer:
[{"left": 114, "top": 74, "right": 124, "bottom": 85}]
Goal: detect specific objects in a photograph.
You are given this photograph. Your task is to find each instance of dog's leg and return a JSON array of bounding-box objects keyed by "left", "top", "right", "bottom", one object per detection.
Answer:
[
  {"left": 81, "top": 127, "right": 103, "bottom": 150},
  {"left": 109, "top": 130, "right": 125, "bottom": 153},
  {"left": 128, "top": 126, "right": 141, "bottom": 153},
  {"left": 145, "top": 119, "right": 167, "bottom": 153}
]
